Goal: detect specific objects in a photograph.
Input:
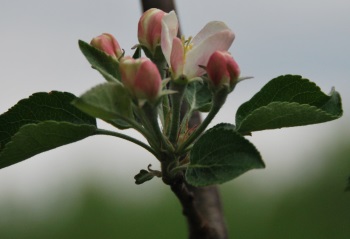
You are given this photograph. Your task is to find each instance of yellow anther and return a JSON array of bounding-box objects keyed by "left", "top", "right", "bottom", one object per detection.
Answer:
[{"left": 180, "top": 35, "right": 193, "bottom": 61}]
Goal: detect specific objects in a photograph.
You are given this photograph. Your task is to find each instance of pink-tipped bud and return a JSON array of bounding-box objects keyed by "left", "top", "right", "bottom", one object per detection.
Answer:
[
  {"left": 120, "top": 57, "right": 161, "bottom": 101},
  {"left": 90, "top": 33, "right": 123, "bottom": 59},
  {"left": 138, "top": 8, "right": 166, "bottom": 53},
  {"left": 207, "top": 51, "right": 240, "bottom": 89}
]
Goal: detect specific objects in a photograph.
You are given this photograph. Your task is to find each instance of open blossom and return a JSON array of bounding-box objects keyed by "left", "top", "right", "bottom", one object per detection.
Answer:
[
  {"left": 119, "top": 57, "right": 161, "bottom": 101},
  {"left": 90, "top": 33, "right": 123, "bottom": 59},
  {"left": 206, "top": 51, "right": 240, "bottom": 90},
  {"left": 161, "top": 11, "right": 235, "bottom": 80},
  {"left": 138, "top": 8, "right": 166, "bottom": 54}
]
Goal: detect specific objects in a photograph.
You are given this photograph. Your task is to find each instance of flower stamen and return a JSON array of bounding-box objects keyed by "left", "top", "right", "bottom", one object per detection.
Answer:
[
  {"left": 181, "top": 36, "right": 193, "bottom": 55},
  {"left": 180, "top": 35, "right": 193, "bottom": 65}
]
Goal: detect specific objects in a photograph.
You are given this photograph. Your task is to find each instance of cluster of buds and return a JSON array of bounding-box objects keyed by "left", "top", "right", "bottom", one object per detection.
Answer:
[
  {"left": 79, "top": 7, "right": 246, "bottom": 179},
  {"left": 90, "top": 33, "right": 162, "bottom": 103},
  {"left": 89, "top": 8, "right": 241, "bottom": 104}
]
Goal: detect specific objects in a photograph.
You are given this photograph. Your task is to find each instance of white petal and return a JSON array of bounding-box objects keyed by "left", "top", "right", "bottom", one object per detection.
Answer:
[
  {"left": 192, "top": 21, "right": 234, "bottom": 46},
  {"left": 161, "top": 11, "right": 179, "bottom": 65},
  {"left": 170, "top": 37, "right": 184, "bottom": 79},
  {"left": 184, "top": 30, "right": 234, "bottom": 79}
]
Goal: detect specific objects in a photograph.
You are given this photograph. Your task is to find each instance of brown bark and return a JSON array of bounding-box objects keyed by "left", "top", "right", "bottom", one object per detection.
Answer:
[
  {"left": 140, "top": 1, "right": 229, "bottom": 238},
  {"left": 170, "top": 174, "right": 228, "bottom": 239}
]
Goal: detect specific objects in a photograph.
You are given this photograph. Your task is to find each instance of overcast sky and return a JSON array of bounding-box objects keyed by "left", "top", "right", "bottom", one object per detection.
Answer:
[{"left": 0, "top": 0, "right": 349, "bottom": 206}]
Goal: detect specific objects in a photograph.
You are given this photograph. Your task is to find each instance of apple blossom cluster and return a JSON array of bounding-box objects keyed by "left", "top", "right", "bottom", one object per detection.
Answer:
[
  {"left": 84, "top": 8, "right": 246, "bottom": 180},
  {"left": 90, "top": 8, "right": 240, "bottom": 102},
  {"left": 0, "top": 7, "right": 342, "bottom": 191}
]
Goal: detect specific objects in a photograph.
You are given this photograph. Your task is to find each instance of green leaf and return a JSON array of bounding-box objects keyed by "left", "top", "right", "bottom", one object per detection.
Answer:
[
  {"left": 0, "top": 91, "right": 96, "bottom": 150},
  {"left": 186, "top": 123, "right": 265, "bottom": 187},
  {"left": 346, "top": 176, "right": 350, "bottom": 192},
  {"left": 78, "top": 40, "right": 121, "bottom": 82},
  {"left": 72, "top": 82, "right": 133, "bottom": 129},
  {"left": 0, "top": 91, "right": 97, "bottom": 169},
  {"left": 0, "top": 121, "right": 96, "bottom": 169},
  {"left": 134, "top": 169, "right": 155, "bottom": 185},
  {"left": 236, "top": 75, "right": 343, "bottom": 133},
  {"left": 185, "top": 81, "right": 212, "bottom": 112}
]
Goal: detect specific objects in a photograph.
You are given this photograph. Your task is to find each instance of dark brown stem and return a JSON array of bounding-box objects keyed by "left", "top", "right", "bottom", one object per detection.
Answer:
[
  {"left": 140, "top": 1, "right": 229, "bottom": 238},
  {"left": 170, "top": 173, "right": 228, "bottom": 239}
]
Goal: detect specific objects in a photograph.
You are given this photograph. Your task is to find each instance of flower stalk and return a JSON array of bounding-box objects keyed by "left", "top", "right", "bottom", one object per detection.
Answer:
[
  {"left": 142, "top": 103, "right": 174, "bottom": 156},
  {"left": 94, "top": 128, "right": 158, "bottom": 157},
  {"left": 168, "top": 81, "right": 187, "bottom": 145},
  {"left": 177, "top": 88, "right": 229, "bottom": 154}
]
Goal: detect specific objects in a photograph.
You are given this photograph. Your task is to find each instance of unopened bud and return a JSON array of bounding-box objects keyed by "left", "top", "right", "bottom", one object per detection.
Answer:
[
  {"left": 207, "top": 51, "right": 240, "bottom": 90},
  {"left": 90, "top": 33, "right": 123, "bottom": 59},
  {"left": 120, "top": 57, "right": 161, "bottom": 101},
  {"left": 138, "top": 8, "right": 166, "bottom": 54}
]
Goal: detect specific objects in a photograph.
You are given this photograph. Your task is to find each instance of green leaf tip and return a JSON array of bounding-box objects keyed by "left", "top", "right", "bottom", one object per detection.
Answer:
[
  {"left": 186, "top": 123, "right": 265, "bottom": 187},
  {"left": 235, "top": 75, "right": 343, "bottom": 133}
]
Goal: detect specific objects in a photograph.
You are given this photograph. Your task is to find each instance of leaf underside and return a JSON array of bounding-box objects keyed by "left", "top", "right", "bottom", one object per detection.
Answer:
[{"left": 185, "top": 81, "right": 212, "bottom": 112}]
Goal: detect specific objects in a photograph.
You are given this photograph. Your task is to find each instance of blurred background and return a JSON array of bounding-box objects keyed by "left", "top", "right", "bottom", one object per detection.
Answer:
[{"left": 0, "top": 0, "right": 349, "bottom": 238}]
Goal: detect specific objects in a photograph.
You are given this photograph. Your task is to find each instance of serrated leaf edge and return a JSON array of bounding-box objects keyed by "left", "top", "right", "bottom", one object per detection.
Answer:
[
  {"left": 186, "top": 123, "right": 265, "bottom": 186},
  {"left": 236, "top": 75, "right": 328, "bottom": 124},
  {"left": 236, "top": 101, "right": 341, "bottom": 133}
]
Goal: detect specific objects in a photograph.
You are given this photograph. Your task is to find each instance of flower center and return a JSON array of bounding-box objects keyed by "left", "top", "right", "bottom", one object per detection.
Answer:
[{"left": 181, "top": 35, "right": 193, "bottom": 55}]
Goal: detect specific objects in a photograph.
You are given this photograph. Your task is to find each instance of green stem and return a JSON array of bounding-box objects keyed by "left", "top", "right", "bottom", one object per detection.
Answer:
[
  {"left": 155, "top": 60, "right": 167, "bottom": 79},
  {"left": 168, "top": 82, "right": 187, "bottom": 144},
  {"left": 133, "top": 107, "right": 160, "bottom": 149},
  {"left": 109, "top": 115, "right": 158, "bottom": 150},
  {"left": 155, "top": 60, "right": 171, "bottom": 131},
  {"left": 179, "top": 107, "right": 193, "bottom": 136},
  {"left": 177, "top": 89, "right": 228, "bottom": 153},
  {"left": 170, "top": 163, "right": 189, "bottom": 174},
  {"left": 143, "top": 103, "right": 174, "bottom": 154},
  {"left": 94, "top": 128, "right": 158, "bottom": 158},
  {"left": 162, "top": 94, "right": 171, "bottom": 131}
]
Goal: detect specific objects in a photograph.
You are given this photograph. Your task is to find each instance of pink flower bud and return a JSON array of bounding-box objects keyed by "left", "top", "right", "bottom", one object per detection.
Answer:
[
  {"left": 138, "top": 8, "right": 166, "bottom": 53},
  {"left": 206, "top": 51, "right": 240, "bottom": 89},
  {"left": 120, "top": 57, "right": 161, "bottom": 101},
  {"left": 90, "top": 33, "right": 123, "bottom": 59}
]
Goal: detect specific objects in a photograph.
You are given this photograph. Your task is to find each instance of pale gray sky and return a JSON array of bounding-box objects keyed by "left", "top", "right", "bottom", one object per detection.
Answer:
[{"left": 0, "top": 0, "right": 349, "bottom": 207}]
